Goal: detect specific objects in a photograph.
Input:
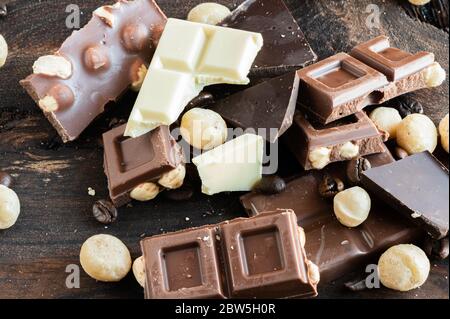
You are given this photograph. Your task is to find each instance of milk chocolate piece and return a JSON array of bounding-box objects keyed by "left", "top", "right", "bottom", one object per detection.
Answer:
[
  {"left": 283, "top": 111, "right": 386, "bottom": 170},
  {"left": 362, "top": 152, "right": 449, "bottom": 239},
  {"left": 220, "top": 0, "right": 317, "bottom": 77},
  {"left": 103, "top": 124, "right": 183, "bottom": 207},
  {"left": 20, "top": 0, "right": 167, "bottom": 142},
  {"left": 241, "top": 151, "right": 424, "bottom": 283},
  {"left": 210, "top": 72, "right": 300, "bottom": 143},
  {"left": 140, "top": 210, "right": 318, "bottom": 299}
]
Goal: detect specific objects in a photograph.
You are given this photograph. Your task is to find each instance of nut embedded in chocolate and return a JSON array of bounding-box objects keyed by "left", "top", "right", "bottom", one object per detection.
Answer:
[
  {"left": 318, "top": 174, "right": 344, "bottom": 198},
  {"left": 121, "top": 23, "right": 151, "bottom": 52},
  {"left": 389, "top": 96, "right": 424, "bottom": 118},
  {"left": 253, "top": 175, "right": 286, "bottom": 195},
  {"left": 93, "top": 199, "right": 118, "bottom": 224},
  {"left": 0, "top": 171, "right": 13, "bottom": 188},
  {"left": 346, "top": 157, "right": 371, "bottom": 185},
  {"left": 83, "top": 46, "right": 110, "bottom": 71}
]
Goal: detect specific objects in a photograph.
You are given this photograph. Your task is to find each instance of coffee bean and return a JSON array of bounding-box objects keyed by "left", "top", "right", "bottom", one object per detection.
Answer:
[
  {"left": 0, "top": 171, "right": 13, "bottom": 188},
  {"left": 389, "top": 96, "right": 424, "bottom": 118},
  {"left": 394, "top": 147, "right": 409, "bottom": 160},
  {"left": 185, "top": 92, "right": 214, "bottom": 112},
  {"left": 93, "top": 199, "right": 118, "bottom": 224},
  {"left": 163, "top": 184, "right": 194, "bottom": 201},
  {"left": 0, "top": 4, "right": 7, "bottom": 17},
  {"left": 423, "top": 237, "right": 449, "bottom": 260},
  {"left": 253, "top": 175, "right": 286, "bottom": 194},
  {"left": 318, "top": 174, "right": 344, "bottom": 198},
  {"left": 346, "top": 157, "right": 371, "bottom": 185}
]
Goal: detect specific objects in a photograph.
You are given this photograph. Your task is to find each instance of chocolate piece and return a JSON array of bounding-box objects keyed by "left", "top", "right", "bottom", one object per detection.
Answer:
[
  {"left": 241, "top": 150, "right": 424, "bottom": 283},
  {"left": 220, "top": 0, "right": 317, "bottom": 77},
  {"left": 211, "top": 72, "right": 299, "bottom": 142},
  {"left": 103, "top": 124, "right": 183, "bottom": 207},
  {"left": 20, "top": 0, "right": 167, "bottom": 142},
  {"left": 361, "top": 152, "right": 449, "bottom": 239},
  {"left": 283, "top": 111, "right": 386, "bottom": 170},
  {"left": 140, "top": 210, "right": 318, "bottom": 299}
]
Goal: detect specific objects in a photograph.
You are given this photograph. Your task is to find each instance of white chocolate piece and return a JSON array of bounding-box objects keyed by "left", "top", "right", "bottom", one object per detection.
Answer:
[
  {"left": 181, "top": 108, "right": 228, "bottom": 150},
  {"left": 424, "top": 62, "right": 446, "bottom": 88},
  {"left": 130, "top": 182, "right": 160, "bottom": 202},
  {"left": 378, "top": 244, "right": 430, "bottom": 292},
  {"left": 192, "top": 134, "right": 263, "bottom": 195},
  {"left": 125, "top": 18, "right": 263, "bottom": 138},
  {"left": 0, "top": 185, "right": 20, "bottom": 230},
  {"left": 333, "top": 187, "right": 371, "bottom": 227},
  {"left": 339, "top": 142, "right": 359, "bottom": 159},
  {"left": 158, "top": 164, "right": 186, "bottom": 189},
  {"left": 370, "top": 107, "right": 402, "bottom": 139},
  {"left": 0, "top": 34, "right": 7, "bottom": 68},
  {"left": 439, "top": 114, "right": 449, "bottom": 153},
  {"left": 396, "top": 114, "right": 438, "bottom": 154},
  {"left": 80, "top": 234, "right": 132, "bottom": 282},
  {"left": 408, "top": 0, "right": 431, "bottom": 5},
  {"left": 309, "top": 147, "right": 331, "bottom": 170},
  {"left": 132, "top": 256, "right": 146, "bottom": 288},
  {"left": 187, "top": 3, "right": 231, "bottom": 25},
  {"left": 32, "top": 55, "right": 72, "bottom": 79}
]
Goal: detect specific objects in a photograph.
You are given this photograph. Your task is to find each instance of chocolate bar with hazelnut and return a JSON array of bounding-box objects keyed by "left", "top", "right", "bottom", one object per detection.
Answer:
[{"left": 20, "top": 0, "right": 167, "bottom": 142}]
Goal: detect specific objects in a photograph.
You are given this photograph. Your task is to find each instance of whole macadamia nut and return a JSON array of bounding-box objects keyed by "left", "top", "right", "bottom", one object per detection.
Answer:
[
  {"left": 0, "top": 185, "right": 20, "bottom": 229},
  {"left": 396, "top": 114, "right": 438, "bottom": 154},
  {"left": 333, "top": 186, "right": 371, "bottom": 227},
  {"left": 378, "top": 244, "right": 430, "bottom": 292},
  {"left": 370, "top": 107, "right": 402, "bottom": 139},
  {"left": 80, "top": 234, "right": 132, "bottom": 282},
  {"left": 187, "top": 3, "right": 231, "bottom": 25},
  {"left": 439, "top": 114, "right": 449, "bottom": 153},
  {"left": 132, "top": 256, "right": 146, "bottom": 288}
]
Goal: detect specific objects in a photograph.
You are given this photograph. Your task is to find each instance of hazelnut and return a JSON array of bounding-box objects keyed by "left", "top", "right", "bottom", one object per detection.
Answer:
[
  {"left": 94, "top": 6, "right": 115, "bottom": 27},
  {"left": 408, "top": 0, "right": 431, "bottom": 5},
  {"left": 83, "top": 46, "right": 110, "bottom": 71},
  {"left": 158, "top": 164, "right": 186, "bottom": 190},
  {"left": 132, "top": 256, "right": 146, "bottom": 288},
  {"left": 187, "top": 3, "right": 231, "bottom": 25},
  {"left": 306, "top": 260, "right": 320, "bottom": 285},
  {"left": 130, "top": 182, "right": 160, "bottom": 202},
  {"left": 396, "top": 114, "right": 438, "bottom": 154},
  {"left": 333, "top": 186, "right": 371, "bottom": 227},
  {"left": 378, "top": 244, "right": 430, "bottom": 291},
  {"left": 38, "top": 84, "right": 74, "bottom": 112},
  {"left": 180, "top": 108, "right": 228, "bottom": 150},
  {"left": 80, "top": 234, "right": 131, "bottom": 282},
  {"left": 308, "top": 147, "right": 331, "bottom": 170},
  {"left": 0, "top": 185, "right": 20, "bottom": 230},
  {"left": 424, "top": 62, "right": 446, "bottom": 88},
  {"left": 439, "top": 114, "right": 449, "bottom": 153},
  {"left": 369, "top": 107, "right": 402, "bottom": 139},
  {"left": 0, "top": 34, "right": 7, "bottom": 68},
  {"left": 339, "top": 142, "right": 359, "bottom": 159},
  {"left": 121, "top": 23, "right": 150, "bottom": 52},
  {"left": 33, "top": 55, "right": 72, "bottom": 79},
  {"left": 129, "top": 59, "right": 148, "bottom": 92}
]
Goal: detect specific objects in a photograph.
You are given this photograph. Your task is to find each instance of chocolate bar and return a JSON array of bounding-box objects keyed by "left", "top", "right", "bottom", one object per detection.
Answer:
[
  {"left": 210, "top": 72, "right": 299, "bottom": 143},
  {"left": 241, "top": 151, "right": 424, "bottom": 283},
  {"left": 362, "top": 152, "right": 449, "bottom": 239},
  {"left": 298, "top": 37, "right": 436, "bottom": 124},
  {"left": 220, "top": 0, "right": 317, "bottom": 77},
  {"left": 103, "top": 124, "right": 183, "bottom": 207},
  {"left": 140, "top": 210, "right": 319, "bottom": 299},
  {"left": 283, "top": 111, "right": 386, "bottom": 170}
]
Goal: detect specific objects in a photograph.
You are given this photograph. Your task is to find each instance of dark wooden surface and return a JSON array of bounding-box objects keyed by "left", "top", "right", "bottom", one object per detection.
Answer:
[{"left": 0, "top": 0, "right": 448, "bottom": 299}]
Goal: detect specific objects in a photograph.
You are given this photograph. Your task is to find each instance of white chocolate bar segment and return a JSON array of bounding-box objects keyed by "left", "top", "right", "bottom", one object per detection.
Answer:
[
  {"left": 125, "top": 18, "right": 263, "bottom": 138},
  {"left": 192, "top": 134, "right": 264, "bottom": 195}
]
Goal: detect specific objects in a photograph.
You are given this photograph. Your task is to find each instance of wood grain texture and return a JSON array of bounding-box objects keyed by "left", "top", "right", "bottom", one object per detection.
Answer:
[{"left": 0, "top": 0, "right": 448, "bottom": 299}]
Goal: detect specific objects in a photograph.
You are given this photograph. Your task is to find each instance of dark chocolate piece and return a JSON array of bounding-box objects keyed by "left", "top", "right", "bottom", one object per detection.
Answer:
[
  {"left": 210, "top": 72, "right": 299, "bottom": 143},
  {"left": 283, "top": 111, "right": 385, "bottom": 170},
  {"left": 220, "top": 0, "right": 317, "bottom": 77},
  {"left": 140, "top": 210, "right": 318, "bottom": 299},
  {"left": 241, "top": 150, "right": 424, "bottom": 283},
  {"left": 103, "top": 124, "right": 183, "bottom": 207},
  {"left": 362, "top": 152, "right": 449, "bottom": 239},
  {"left": 20, "top": 0, "right": 167, "bottom": 142}
]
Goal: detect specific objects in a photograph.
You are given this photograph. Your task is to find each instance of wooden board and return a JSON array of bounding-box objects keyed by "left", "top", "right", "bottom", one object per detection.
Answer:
[{"left": 0, "top": 0, "right": 448, "bottom": 299}]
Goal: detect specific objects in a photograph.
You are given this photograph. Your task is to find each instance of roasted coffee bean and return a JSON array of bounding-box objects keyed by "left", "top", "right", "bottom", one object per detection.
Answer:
[
  {"left": 344, "top": 278, "right": 368, "bottom": 292},
  {"left": 163, "top": 184, "right": 194, "bottom": 201},
  {"left": 394, "top": 147, "right": 409, "bottom": 160},
  {"left": 346, "top": 157, "right": 371, "bottom": 185},
  {"left": 390, "top": 96, "right": 424, "bottom": 118},
  {"left": 423, "top": 237, "right": 449, "bottom": 260},
  {"left": 93, "top": 199, "right": 118, "bottom": 224},
  {"left": 0, "top": 4, "right": 7, "bottom": 17},
  {"left": 253, "top": 175, "right": 286, "bottom": 194},
  {"left": 185, "top": 91, "right": 214, "bottom": 111},
  {"left": 318, "top": 174, "right": 344, "bottom": 198},
  {"left": 0, "top": 171, "right": 12, "bottom": 188}
]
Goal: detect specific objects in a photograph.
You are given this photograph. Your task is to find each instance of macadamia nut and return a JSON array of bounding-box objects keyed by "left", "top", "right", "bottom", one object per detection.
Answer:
[
  {"left": 396, "top": 114, "right": 438, "bottom": 154},
  {"left": 181, "top": 108, "right": 228, "bottom": 150},
  {"left": 339, "top": 142, "right": 359, "bottom": 159},
  {"left": 0, "top": 185, "right": 20, "bottom": 230},
  {"left": 308, "top": 147, "right": 331, "bottom": 169},
  {"left": 130, "top": 182, "right": 160, "bottom": 202},
  {"left": 132, "top": 256, "right": 146, "bottom": 288},
  {"left": 333, "top": 186, "right": 371, "bottom": 227},
  {"left": 80, "top": 234, "right": 131, "bottom": 282},
  {"left": 424, "top": 62, "right": 446, "bottom": 88},
  {"left": 187, "top": 3, "right": 231, "bottom": 25},
  {"left": 370, "top": 107, "right": 402, "bottom": 139},
  {"left": 378, "top": 244, "right": 430, "bottom": 291},
  {"left": 409, "top": 0, "right": 431, "bottom": 5},
  {"left": 158, "top": 164, "right": 186, "bottom": 189},
  {"left": 439, "top": 114, "right": 449, "bottom": 153},
  {"left": 33, "top": 55, "right": 72, "bottom": 79},
  {"left": 0, "top": 34, "right": 8, "bottom": 68}
]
